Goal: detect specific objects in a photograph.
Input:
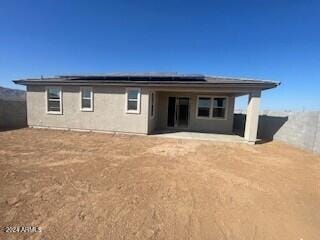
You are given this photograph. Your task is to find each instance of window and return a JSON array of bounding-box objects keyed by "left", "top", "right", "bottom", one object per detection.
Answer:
[
  {"left": 196, "top": 96, "right": 227, "bottom": 119},
  {"left": 80, "top": 87, "right": 93, "bottom": 111},
  {"left": 197, "top": 97, "right": 211, "bottom": 118},
  {"left": 150, "top": 92, "right": 155, "bottom": 118},
  {"left": 212, "top": 97, "right": 226, "bottom": 118},
  {"left": 126, "top": 88, "right": 140, "bottom": 113},
  {"left": 47, "top": 87, "right": 62, "bottom": 114}
]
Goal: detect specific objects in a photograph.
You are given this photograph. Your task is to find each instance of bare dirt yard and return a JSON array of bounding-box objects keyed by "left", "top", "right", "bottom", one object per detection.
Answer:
[{"left": 0, "top": 128, "right": 320, "bottom": 240}]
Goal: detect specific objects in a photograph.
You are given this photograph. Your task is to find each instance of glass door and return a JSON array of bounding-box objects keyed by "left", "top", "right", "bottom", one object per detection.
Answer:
[
  {"left": 167, "top": 97, "right": 190, "bottom": 128},
  {"left": 167, "top": 97, "right": 176, "bottom": 127},
  {"left": 176, "top": 97, "right": 189, "bottom": 128}
]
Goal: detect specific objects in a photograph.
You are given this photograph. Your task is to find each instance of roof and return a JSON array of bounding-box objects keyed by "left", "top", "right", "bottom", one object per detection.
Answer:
[{"left": 13, "top": 73, "right": 280, "bottom": 90}]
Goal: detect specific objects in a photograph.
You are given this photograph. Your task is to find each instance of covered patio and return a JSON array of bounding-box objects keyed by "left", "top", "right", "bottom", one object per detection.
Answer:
[{"left": 149, "top": 87, "right": 268, "bottom": 144}]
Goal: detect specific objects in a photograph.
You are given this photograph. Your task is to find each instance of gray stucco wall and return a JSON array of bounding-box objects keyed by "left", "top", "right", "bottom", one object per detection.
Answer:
[
  {"left": 234, "top": 111, "right": 320, "bottom": 154},
  {"left": 154, "top": 91, "right": 235, "bottom": 134},
  {"left": 147, "top": 91, "right": 157, "bottom": 134},
  {"left": 27, "top": 85, "right": 150, "bottom": 134},
  {"left": 0, "top": 99, "right": 27, "bottom": 129},
  {"left": 314, "top": 114, "right": 320, "bottom": 153}
]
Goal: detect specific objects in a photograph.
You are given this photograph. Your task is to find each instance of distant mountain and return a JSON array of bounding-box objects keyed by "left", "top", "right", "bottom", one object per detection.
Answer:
[{"left": 0, "top": 86, "right": 26, "bottom": 101}]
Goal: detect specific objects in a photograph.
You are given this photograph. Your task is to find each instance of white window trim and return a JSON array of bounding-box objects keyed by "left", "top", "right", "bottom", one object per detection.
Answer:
[
  {"left": 196, "top": 95, "right": 228, "bottom": 120},
  {"left": 150, "top": 91, "right": 156, "bottom": 119},
  {"left": 125, "top": 88, "right": 141, "bottom": 114},
  {"left": 46, "top": 86, "right": 63, "bottom": 115},
  {"left": 80, "top": 87, "right": 94, "bottom": 112}
]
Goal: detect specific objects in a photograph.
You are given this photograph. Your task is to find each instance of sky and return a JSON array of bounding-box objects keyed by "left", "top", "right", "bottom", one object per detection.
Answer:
[{"left": 0, "top": 0, "right": 319, "bottom": 110}]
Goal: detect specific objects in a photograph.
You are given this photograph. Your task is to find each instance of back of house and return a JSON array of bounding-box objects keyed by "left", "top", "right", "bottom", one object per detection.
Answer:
[{"left": 14, "top": 73, "right": 279, "bottom": 143}]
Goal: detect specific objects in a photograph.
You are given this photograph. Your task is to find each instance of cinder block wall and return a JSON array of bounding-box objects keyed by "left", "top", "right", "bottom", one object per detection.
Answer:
[
  {"left": 234, "top": 111, "right": 320, "bottom": 154},
  {"left": 0, "top": 99, "right": 27, "bottom": 129}
]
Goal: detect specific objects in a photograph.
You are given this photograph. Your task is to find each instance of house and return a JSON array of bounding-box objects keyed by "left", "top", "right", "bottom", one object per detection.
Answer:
[{"left": 14, "top": 73, "right": 279, "bottom": 144}]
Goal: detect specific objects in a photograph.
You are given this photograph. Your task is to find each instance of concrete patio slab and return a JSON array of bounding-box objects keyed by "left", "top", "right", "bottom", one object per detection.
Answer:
[{"left": 151, "top": 131, "right": 245, "bottom": 143}]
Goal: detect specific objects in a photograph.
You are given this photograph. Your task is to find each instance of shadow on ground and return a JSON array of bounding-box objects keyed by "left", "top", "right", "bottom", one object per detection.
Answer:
[{"left": 233, "top": 114, "right": 288, "bottom": 143}]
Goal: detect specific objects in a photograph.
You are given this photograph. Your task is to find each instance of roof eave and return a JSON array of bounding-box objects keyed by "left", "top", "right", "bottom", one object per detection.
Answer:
[{"left": 13, "top": 79, "right": 279, "bottom": 90}]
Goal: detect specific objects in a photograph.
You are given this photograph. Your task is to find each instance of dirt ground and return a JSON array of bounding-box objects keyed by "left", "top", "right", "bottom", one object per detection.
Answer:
[{"left": 0, "top": 128, "right": 319, "bottom": 240}]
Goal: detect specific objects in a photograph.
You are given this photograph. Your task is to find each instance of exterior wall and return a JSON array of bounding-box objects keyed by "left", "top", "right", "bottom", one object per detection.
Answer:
[
  {"left": 26, "top": 85, "right": 236, "bottom": 135},
  {"left": 147, "top": 91, "right": 157, "bottom": 134},
  {"left": 154, "top": 91, "right": 235, "bottom": 134},
  {"left": 27, "top": 85, "right": 149, "bottom": 134},
  {"left": 234, "top": 110, "right": 320, "bottom": 154},
  {"left": 0, "top": 99, "right": 27, "bottom": 129}
]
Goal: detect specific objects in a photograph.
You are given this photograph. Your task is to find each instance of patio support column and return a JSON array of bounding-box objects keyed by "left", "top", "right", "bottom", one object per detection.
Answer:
[{"left": 244, "top": 90, "right": 261, "bottom": 144}]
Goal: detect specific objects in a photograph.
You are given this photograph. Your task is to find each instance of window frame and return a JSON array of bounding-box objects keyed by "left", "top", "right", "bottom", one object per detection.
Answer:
[
  {"left": 212, "top": 97, "right": 228, "bottom": 119},
  {"left": 46, "top": 86, "right": 63, "bottom": 115},
  {"left": 150, "top": 91, "right": 156, "bottom": 119},
  {"left": 125, "top": 88, "right": 141, "bottom": 114},
  {"left": 196, "top": 95, "right": 228, "bottom": 120},
  {"left": 196, "top": 96, "right": 212, "bottom": 119},
  {"left": 80, "top": 87, "right": 94, "bottom": 112}
]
